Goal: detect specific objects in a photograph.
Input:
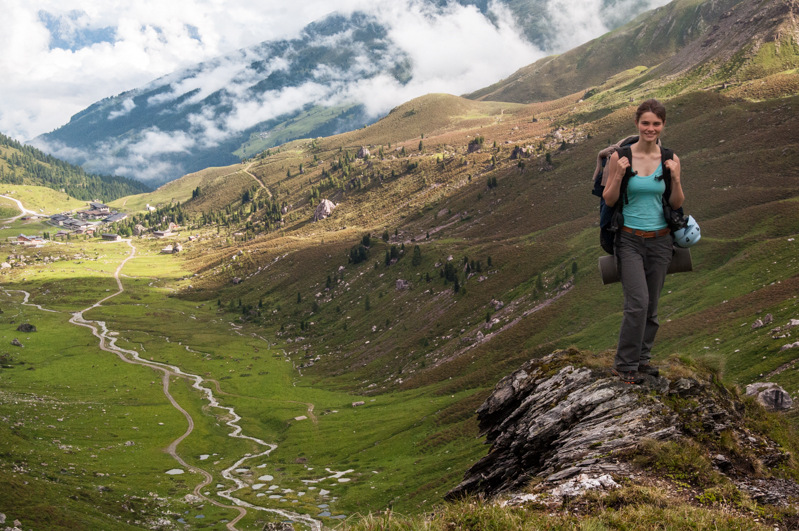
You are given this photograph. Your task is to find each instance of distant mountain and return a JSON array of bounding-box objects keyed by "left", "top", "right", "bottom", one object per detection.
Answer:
[
  {"left": 0, "top": 132, "right": 150, "bottom": 202},
  {"left": 33, "top": 0, "right": 669, "bottom": 186},
  {"left": 466, "top": 0, "right": 799, "bottom": 103}
]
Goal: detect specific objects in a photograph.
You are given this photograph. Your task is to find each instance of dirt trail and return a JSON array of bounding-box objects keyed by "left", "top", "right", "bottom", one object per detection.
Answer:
[
  {"left": 243, "top": 162, "right": 271, "bottom": 197},
  {"left": 0, "top": 194, "right": 38, "bottom": 222}
]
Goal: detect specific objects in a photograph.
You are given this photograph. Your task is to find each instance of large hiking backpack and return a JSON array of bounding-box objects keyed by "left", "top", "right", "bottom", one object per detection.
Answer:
[{"left": 591, "top": 137, "right": 683, "bottom": 255}]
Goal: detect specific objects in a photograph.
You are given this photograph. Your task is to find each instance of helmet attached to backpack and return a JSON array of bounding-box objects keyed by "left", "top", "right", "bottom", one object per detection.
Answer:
[{"left": 672, "top": 215, "right": 700, "bottom": 248}]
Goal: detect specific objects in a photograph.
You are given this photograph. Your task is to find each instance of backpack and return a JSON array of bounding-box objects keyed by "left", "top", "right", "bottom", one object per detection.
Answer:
[{"left": 591, "top": 137, "right": 682, "bottom": 255}]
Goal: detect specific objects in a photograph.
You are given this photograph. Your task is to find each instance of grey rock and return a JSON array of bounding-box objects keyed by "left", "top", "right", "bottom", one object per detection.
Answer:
[
  {"left": 352, "top": 401, "right": 365, "bottom": 407},
  {"left": 669, "top": 378, "right": 702, "bottom": 397},
  {"left": 313, "top": 199, "right": 336, "bottom": 222},
  {"left": 357, "top": 146, "right": 370, "bottom": 159},
  {"left": 232, "top": 277, "right": 242, "bottom": 285},
  {"left": 395, "top": 279, "right": 410, "bottom": 290},
  {"left": 0, "top": 513, "right": 4, "bottom": 524},
  {"left": 263, "top": 523, "right": 295, "bottom": 531},
  {"left": 447, "top": 352, "right": 680, "bottom": 499},
  {"left": 546, "top": 467, "right": 581, "bottom": 482},
  {"left": 746, "top": 382, "right": 793, "bottom": 411},
  {"left": 10, "top": 338, "right": 22, "bottom": 347},
  {"left": 125, "top": 441, "right": 134, "bottom": 446},
  {"left": 16, "top": 323, "right": 36, "bottom": 333}
]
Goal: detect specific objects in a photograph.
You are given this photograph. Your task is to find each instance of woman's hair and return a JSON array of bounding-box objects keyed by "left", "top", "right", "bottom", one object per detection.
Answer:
[{"left": 635, "top": 99, "right": 666, "bottom": 123}]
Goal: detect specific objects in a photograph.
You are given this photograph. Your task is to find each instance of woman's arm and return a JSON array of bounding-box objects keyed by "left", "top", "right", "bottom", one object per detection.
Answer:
[
  {"left": 602, "top": 151, "right": 630, "bottom": 207},
  {"left": 665, "top": 155, "right": 684, "bottom": 209}
]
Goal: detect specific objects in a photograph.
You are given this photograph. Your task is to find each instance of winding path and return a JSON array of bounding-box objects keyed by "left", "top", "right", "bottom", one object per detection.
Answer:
[
  {"left": 0, "top": 194, "right": 38, "bottom": 222},
  {"left": 7, "top": 237, "right": 321, "bottom": 530}
]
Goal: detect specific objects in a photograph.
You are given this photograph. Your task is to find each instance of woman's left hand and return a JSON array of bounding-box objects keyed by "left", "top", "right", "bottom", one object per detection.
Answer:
[{"left": 664, "top": 156, "right": 681, "bottom": 182}]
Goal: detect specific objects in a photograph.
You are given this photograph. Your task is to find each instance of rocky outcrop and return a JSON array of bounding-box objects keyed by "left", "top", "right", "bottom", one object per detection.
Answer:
[
  {"left": 746, "top": 382, "right": 793, "bottom": 411},
  {"left": 447, "top": 350, "right": 795, "bottom": 502},
  {"left": 10, "top": 338, "right": 23, "bottom": 347},
  {"left": 313, "top": 199, "right": 336, "bottom": 222},
  {"left": 16, "top": 324, "right": 36, "bottom": 333},
  {"left": 357, "top": 146, "right": 370, "bottom": 159}
]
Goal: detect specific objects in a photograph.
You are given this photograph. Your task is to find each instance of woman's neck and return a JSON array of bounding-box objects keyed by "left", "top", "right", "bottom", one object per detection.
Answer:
[{"left": 634, "top": 138, "right": 660, "bottom": 154}]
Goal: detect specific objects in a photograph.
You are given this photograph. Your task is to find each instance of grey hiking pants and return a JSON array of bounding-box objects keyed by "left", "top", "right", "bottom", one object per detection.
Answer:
[{"left": 614, "top": 230, "right": 673, "bottom": 372}]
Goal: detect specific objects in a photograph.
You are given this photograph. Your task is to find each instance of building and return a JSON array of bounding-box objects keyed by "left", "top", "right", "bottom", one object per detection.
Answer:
[
  {"left": 153, "top": 229, "right": 172, "bottom": 238},
  {"left": 16, "top": 234, "right": 44, "bottom": 245},
  {"left": 90, "top": 202, "right": 110, "bottom": 212},
  {"left": 103, "top": 213, "right": 128, "bottom": 223},
  {"left": 102, "top": 233, "right": 121, "bottom": 241}
]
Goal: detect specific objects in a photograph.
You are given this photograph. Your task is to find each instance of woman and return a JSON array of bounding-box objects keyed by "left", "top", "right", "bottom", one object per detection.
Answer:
[{"left": 603, "top": 99, "right": 684, "bottom": 384}]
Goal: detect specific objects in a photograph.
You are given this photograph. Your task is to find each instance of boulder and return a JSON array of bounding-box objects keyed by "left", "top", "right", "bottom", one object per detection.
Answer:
[
  {"left": 11, "top": 338, "right": 23, "bottom": 347},
  {"left": 746, "top": 382, "right": 793, "bottom": 411},
  {"left": 395, "top": 279, "right": 410, "bottom": 290},
  {"left": 263, "top": 523, "right": 295, "bottom": 531},
  {"left": 232, "top": 277, "right": 242, "bottom": 285},
  {"left": 313, "top": 199, "right": 336, "bottom": 222},
  {"left": 1, "top": 262, "right": 10, "bottom": 269},
  {"left": 357, "top": 146, "right": 370, "bottom": 159},
  {"left": 352, "top": 401, "right": 365, "bottom": 407},
  {"left": 16, "top": 324, "right": 36, "bottom": 333}
]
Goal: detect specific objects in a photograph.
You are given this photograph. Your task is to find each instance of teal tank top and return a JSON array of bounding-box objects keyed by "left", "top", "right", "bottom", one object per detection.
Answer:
[{"left": 624, "top": 164, "right": 667, "bottom": 231}]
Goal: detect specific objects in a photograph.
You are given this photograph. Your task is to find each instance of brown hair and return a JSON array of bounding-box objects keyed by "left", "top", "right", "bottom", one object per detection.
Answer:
[{"left": 635, "top": 99, "right": 666, "bottom": 123}]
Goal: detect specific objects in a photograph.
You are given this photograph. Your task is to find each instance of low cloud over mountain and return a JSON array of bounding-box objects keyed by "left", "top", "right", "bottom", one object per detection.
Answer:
[{"left": 23, "top": 0, "right": 670, "bottom": 184}]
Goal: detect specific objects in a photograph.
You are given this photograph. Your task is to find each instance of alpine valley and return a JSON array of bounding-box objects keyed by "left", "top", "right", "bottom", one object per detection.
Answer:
[{"left": 2, "top": 0, "right": 799, "bottom": 530}]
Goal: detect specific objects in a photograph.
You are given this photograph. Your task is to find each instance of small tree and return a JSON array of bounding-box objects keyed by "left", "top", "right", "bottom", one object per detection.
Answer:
[
  {"left": 453, "top": 276, "right": 460, "bottom": 294},
  {"left": 411, "top": 245, "right": 422, "bottom": 266},
  {"left": 572, "top": 261, "right": 578, "bottom": 274},
  {"left": 382, "top": 229, "right": 389, "bottom": 242},
  {"left": 365, "top": 295, "right": 371, "bottom": 311},
  {"left": 418, "top": 140, "right": 424, "bottom": 152},
  {"left": 487, "top": 256, "right": 493, "bottom": 267},
  {"left": 536, "top": 273, "right": 544, "bottom": 290},
  {"left": 297, "top": 292, "right": 302, "bottom": 304}
]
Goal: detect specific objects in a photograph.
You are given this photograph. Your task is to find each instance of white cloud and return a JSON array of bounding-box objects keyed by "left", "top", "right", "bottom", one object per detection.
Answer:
[
  {"left": 4, "top": 0, "right": 672, "bottom": 183},
  {"left": 108, "top": 97, "right": 136, "bottom": 119}
]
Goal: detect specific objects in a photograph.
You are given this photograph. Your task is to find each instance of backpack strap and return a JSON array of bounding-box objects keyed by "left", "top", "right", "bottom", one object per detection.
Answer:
[
  {"left": 617, "top": 146, "right": 634, "bottom": 206},
  {"left": 660, "top": 147, "right": 674, "bottom": 204}
]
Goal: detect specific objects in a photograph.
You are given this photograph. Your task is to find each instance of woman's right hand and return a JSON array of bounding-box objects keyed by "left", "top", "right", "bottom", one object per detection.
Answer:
[{"left": 616, "top": 156, "right": 630, "bottom": 178}]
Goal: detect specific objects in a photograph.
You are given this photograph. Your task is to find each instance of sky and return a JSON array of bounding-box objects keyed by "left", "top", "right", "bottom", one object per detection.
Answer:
[{"left": 1, "top": 0, "right": 671, "bottom": 181}]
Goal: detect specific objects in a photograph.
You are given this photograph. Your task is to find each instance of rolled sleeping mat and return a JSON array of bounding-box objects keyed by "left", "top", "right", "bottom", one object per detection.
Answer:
[{"left": 598, "top": 247, "right": 692, "bottom": 285}]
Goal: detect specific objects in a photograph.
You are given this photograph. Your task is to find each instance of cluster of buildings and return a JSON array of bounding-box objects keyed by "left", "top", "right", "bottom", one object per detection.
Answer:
[
  {"left": 49, "top": 202, "right": 129, "bottom": 238},
  {"left": 8, "top": 201, "right": 183, "bottom": 249}
]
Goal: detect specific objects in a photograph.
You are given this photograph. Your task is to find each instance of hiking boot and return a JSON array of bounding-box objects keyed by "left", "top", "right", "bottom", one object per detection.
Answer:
[
  {"left": 612, "top": 368, "right": 645, "bottom": 385},
  {"left": 638, "top": 364, "right": 660, "bottom": 377}
]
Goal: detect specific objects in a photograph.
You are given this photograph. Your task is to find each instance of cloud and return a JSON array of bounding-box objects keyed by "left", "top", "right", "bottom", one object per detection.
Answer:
[
  {"left": 5, "top": 0, "right": 672, "bottom": 183},
  {"left": 108, "top": 97, "right": 136, "bottom": 119}
]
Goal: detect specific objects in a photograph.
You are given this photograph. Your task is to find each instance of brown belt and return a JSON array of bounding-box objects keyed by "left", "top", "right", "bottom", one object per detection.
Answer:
[{"left": 622, "top": 226, "right": 671, "bottom": 238}]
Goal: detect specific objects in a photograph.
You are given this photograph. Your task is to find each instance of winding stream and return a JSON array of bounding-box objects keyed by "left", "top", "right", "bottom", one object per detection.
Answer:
[{"left": 6, "top": 238, "right": 322, "bottom": 530}]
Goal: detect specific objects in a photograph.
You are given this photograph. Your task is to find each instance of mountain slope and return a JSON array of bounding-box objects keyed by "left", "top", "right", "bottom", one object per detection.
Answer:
[
  {"left": 32, "top": 0, "right": 671, "bottom": 186},
  {"left": 0, "top": 132, "right": 150, "bottom": 202},
  {"left": 466, "top": 0, "right": 799, "bottom": 103}
]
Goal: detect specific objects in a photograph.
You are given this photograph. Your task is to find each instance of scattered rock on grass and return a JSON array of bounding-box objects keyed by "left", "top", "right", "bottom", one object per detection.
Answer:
[
  {"left": 352, "top": 401, "right": 365, "bottom": 407},
  {"left": 263, "top": 523, "right": 295, "bottom": 531},
  {"left": 746, "top": 382, "right": 793, "bottom": 411},
  {"left": 10, "top": 338, "right": 22, "bottom": 347},
  {"left": 15, "top": 324, "right": 36, "bottom": 333}
]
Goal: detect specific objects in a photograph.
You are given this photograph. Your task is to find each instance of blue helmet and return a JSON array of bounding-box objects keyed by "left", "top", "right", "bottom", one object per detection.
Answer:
[{"left": 673, "top": 215, "right": 700, "bottom": 248}]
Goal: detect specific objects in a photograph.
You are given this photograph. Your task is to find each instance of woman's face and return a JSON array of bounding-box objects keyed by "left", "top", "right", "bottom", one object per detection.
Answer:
[{"left": 636, "top": 111, "right": 664, "bottom": 142}]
